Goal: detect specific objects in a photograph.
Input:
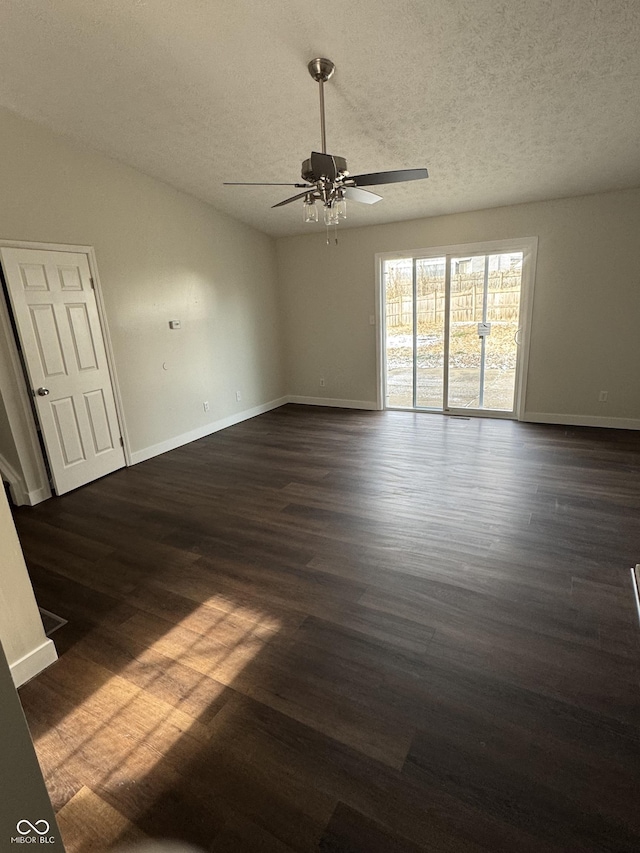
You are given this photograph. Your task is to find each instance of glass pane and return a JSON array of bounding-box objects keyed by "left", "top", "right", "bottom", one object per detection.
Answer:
[
  {"left": 447, "top": 256, "right": 484, "bottom": 409},
  {"left": 415, "top": 257, "right": 445, "bottom": 408},
  {"left": 483, "top": 252, "right": 523, "bottom": 411},
  {"left": 384, "top": 258, "right": 413, "bottom": 408}
]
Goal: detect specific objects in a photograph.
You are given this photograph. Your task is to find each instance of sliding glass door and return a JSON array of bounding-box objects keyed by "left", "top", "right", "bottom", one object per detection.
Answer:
[{"left": 381, "top": 240, "right": 535, "bottom": 418}]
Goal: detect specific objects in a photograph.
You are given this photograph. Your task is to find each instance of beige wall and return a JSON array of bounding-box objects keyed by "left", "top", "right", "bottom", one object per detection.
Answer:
[
  {"left": 0, "top": 106, "right": 286, "bottom": 470},
  {"left": 0, "top": 486, "right": 56, "bottom": 685},
  {"left": 277, "top": 189, "right": 640, "bottom": 425}
]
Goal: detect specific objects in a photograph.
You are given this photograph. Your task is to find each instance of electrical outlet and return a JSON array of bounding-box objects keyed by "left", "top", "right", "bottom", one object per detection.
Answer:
[
  {"left": 235, "top": 391, "right": 241, "bottom": 402},
  {"left": 319, "top": 378, "right": 325, "bottom": 387},
  {"left": 598, "top": 390, "right": 608, "bottom": 402},
  {"left": 203, "top": 401, "right": 209, "bottom": 412}
]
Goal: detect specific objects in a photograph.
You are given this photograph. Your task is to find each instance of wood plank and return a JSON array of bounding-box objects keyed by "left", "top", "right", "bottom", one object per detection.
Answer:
[
  {"left": 319, "top": 801, "right": 432, "bottom": 853},
  {"left": 56, "top": 787, "right": 147, "bottom": 852}
]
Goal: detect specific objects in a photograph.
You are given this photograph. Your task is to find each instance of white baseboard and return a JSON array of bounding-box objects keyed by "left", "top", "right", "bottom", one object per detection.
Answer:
[
  {"left": 523, "top": 411, "right": 640, "bottom": 430},
  {"left": 287, "top": 396, "right": 379, "bottom": 410},
  {"left": 7, "top": 481, "right": 28, "bottom": 506},
  {"left": 10, "top": 638, "right": 58, "bottom": 688},
  {"left": 0, "top": 453, "right": 51, "bottom": 506},
  {"left": 0, "top": 454, "right": 26, "bottom": 505},
  {"left": 9, "top": 484, "right": 51, "bottom": 507},
  {"left": 130, "top": 396, "right": 289, "bottom": 465},
  {"left": 25, "top": 485, "right": 52, "bottom": 506}
]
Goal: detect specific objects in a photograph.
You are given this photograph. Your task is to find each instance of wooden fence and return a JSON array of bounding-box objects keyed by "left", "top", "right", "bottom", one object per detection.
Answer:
[{"left": 386, "top": 272, "right": 521, "bottom": 327}]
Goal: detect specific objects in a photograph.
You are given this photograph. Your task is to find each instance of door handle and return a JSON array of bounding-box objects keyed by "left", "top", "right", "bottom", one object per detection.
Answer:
[{"left": 36, "top": 387, "right": 50, "bottom": 396}]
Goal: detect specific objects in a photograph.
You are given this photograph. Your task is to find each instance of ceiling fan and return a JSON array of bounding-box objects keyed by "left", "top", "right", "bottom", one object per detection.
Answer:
[{"left": 224, "top": 58, "right": 429, "bottom": 232}]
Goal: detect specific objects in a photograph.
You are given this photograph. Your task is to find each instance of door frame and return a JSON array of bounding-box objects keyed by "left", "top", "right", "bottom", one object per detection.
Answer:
[
  {"left": 375, "top": 236, "right": 538, "bottom": 419},
  {"left": 0, "top": 239, "right": 130, "bottom": 502}
]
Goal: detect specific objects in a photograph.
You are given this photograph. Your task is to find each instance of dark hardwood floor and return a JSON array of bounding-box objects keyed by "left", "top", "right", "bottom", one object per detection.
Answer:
[{"left": 13, "top": 404, "right": 640, "bottom": 853}]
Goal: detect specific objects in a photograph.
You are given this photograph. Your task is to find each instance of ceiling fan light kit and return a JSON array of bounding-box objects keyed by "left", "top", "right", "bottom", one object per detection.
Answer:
[{"left": 224, "top": 58, "right": 429, "bottom": 241}]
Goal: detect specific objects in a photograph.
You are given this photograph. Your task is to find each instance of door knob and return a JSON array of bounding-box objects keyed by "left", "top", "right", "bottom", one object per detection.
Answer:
[{"left": 36, "top": 387, "right": 50, "bottom": 396}]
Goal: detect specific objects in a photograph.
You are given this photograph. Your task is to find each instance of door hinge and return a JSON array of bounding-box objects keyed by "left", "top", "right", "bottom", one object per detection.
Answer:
[
  {"left": 119, "top": 436, "right": 124, "bottom": 447},
  {"left": 89, "top": 276, "right": 95, "bottom": 289}
]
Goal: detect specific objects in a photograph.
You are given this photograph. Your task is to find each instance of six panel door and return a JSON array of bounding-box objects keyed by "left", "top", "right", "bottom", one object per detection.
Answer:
[{"left": 0, "top": 247, "right": 125, "bottom": 495}]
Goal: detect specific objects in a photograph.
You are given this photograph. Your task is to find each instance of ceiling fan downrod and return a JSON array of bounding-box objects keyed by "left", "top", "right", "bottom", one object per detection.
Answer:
[{"left": 307, "top": 58, "right": 335, "bottom": 155}]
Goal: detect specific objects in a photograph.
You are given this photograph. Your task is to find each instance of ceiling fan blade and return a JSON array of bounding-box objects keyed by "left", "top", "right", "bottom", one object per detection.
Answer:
[
  {"left": 350, "top": 168, "right": 429, "bottom": 187},
  {"left": 272, "top": 190, "right": 314, "bottom": 209},
  {"left": 224, "top": 182, "right": 309, "bottom": 187},
  {"left": 343, "top": 186, "right": 383, "bottom": 205},
  {"left": 311, "top": 151, "right": 337, "bottom": 182}
]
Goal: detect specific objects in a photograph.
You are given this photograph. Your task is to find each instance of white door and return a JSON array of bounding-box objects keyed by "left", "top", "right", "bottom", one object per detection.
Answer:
[{"left": 0, "top": 247, "right": 125, "bottom": 495}]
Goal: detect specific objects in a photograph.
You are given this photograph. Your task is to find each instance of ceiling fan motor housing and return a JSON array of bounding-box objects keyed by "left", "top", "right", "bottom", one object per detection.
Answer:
[{"left": 302, "top": 155, "right": 348, "bottom": 184}]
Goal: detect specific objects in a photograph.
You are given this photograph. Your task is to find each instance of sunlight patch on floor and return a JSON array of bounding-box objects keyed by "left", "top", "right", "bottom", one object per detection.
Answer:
[{"left": 32, "top": 598, "right": 281, "bottom": 852}]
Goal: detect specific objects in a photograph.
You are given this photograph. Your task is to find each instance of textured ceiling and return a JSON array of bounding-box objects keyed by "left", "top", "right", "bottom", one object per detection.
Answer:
[{"left": 1, "top": 0, "right": 640, "bottom": 237}]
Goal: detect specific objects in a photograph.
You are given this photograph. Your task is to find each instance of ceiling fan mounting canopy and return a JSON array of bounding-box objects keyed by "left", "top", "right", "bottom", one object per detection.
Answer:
[
  {"left": 223, "top": 57, "right": 429, "bottom": 222},
  {"left": 307, "top": 57, "right": 335, "bottom": 83}
]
